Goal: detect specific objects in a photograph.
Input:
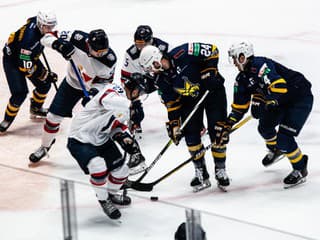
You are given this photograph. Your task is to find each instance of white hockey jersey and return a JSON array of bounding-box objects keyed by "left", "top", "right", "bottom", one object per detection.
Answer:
[
  {"left": 41, "top": 30, "right": 116, "bottom": 91},
  {"left": 120, "top": 37, "right": 169, "bottom": 84},
  {"left": 69, "top": 83, "right": 130, "bottom": 146}
]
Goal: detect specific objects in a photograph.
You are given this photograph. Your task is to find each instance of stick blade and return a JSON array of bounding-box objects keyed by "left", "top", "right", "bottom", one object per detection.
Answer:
[{"left": 121, "top": 180, "right": 154, "bottom": 192}]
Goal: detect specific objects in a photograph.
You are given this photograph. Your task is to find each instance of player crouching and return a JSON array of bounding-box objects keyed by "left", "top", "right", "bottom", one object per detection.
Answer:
[{"left": 67, "top": 82, "right": 145, "bottom": 219}]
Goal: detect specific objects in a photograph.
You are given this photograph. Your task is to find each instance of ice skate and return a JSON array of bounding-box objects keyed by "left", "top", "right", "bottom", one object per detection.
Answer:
[
  {"left": 29, "top": 98, "right": 48, "bottom": 120},
  {"left": 109, "top": 191, "right": 132, "bottom": 206},
  {"left": 128, "top": 152, "right": 147, "bottom": 175},
  {"left": 215, "top": 168, "right": 230, "bottom": 192},
  {"left": 0, "top": 120, "right": 13, "bottom": 134},
  {"left": 98, "top": 198, "right": 121, "bottom": 220},
  {"left": 29, "top": 139, "right": 56, "bottom": 163},
  {"left": 262, "top": 148, "right": 284, "bottom": 167},
  {"left": 284, "top": 155, "right": 308, "bottom": 189},
  {"left": 190, "top": 166, "right": 211, "bottom": 192}
]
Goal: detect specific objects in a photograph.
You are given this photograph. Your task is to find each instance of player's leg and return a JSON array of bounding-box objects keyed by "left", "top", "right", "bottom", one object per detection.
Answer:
[
  {"left": 278, "top": 94, "right": 313, "bottom": 188},
  {"left": 29, "top": 76, "right": 51, "bottom": 119},
  {"left": 0, "top": 57, "right": 27, "bottom": 133},
  {"left": 29, "top": 79, "right": 83, "bottom": 162},
  {"left": 206, "top": 88, "right": 230, "bottom": 190},
  {"left": 67, "top": 138, "right": 122, "bottom": 219}
]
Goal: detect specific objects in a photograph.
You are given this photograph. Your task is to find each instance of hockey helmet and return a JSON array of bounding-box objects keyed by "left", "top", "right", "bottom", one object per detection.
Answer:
[
  {"left": 36, "top": 10, "right": 57, "bottom": 33},
  {"left": 174, "top": 222, "right": 206, "bottom": 240},
  {"left": 124, "top": 73, "right": 145, "bottom": 91},
  {"left": 139, "top": 45, "right": 163, "bottom": 73},
  {"left": 134, "top": 25, "right": 153, "bottom": 43},
  {"left": 88, "top": 29, "right": 109, "bottom": 57},
  {"left": 228, "top": 41, "right": 254, "bottom": 70}
]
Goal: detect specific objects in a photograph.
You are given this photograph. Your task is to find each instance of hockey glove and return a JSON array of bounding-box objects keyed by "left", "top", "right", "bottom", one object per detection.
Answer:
[
  {"left": 52, "top": 39, "right": 75, "bottom": 60},
  {"left": 264, "top": 99, "right": 279, "bottom": 112},
  {"left": 250, "top": 95, "right": 265, "bottom": 119},
  {"left": 130, "top": 100, "right": 144, "bottom": 125},
  {"left": 43, "top": 71, "right": 58, "bottom": 84},
  {"left": 81, "top": 88, "right": 99, "bottom": 107},
  {"left": 166, "top": 119, "right": 182, "bottom": 145},
  {"left": 214, "top": 121, "right": 232, "bottom": 146}
]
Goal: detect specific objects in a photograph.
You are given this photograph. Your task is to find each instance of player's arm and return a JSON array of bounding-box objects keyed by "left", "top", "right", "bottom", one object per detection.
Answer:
[{"left": 257, "top": 60, "right": 288, "bottom": 109}]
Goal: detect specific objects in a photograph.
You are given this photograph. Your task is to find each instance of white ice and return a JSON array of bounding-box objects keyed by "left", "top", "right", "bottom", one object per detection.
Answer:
[{"left": 0, "top": 0, "right": 319, "bottom": 239}]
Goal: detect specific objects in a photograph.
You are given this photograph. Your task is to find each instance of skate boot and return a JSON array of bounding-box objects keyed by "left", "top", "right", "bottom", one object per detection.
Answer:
[
  {"left": 0, "top": 120, "right": 13, "bottom": 134},
  {"left": 262, "top": 147, "right": 284, "bottom": 167},
  {"left": 131, "top": 123, "right": 143, "bottom": 140},
  {"left": 215, "top": 168, "right": 230, "bottom": 192},
  {"left": 190, "top": 164, "right": 211, "bottom": 192},
  {"left": 128, "top": 152, "right": 147, "bottom": 176},
  {"left": 30, "top": 98, "right": 48, "bottom": 119},
  {"left": 98, "top": 198, "right": 121, "bottom": 220},
  {"left": 284, "top": 155, "right": 308, "bottom": 189},
  {"left": 109, "top": 191, "right": 132, "bottom": 206},
  {"left": 29, "top": 139, "right": 56, "bottom": 163}
]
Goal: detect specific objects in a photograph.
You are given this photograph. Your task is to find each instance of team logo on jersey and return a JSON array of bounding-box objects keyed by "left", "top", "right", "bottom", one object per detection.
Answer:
[
  {"left": 107, "top": 53, "right": 116, "bottom": 61},
  {"left": 158, "top": 44, "right": 166, "bottom": 52},
  {"left": 258, "top": 63, "right": 271, "bottom": 85},
  {"left": 20, "top": 49, "right": 32, "bottom": 55},
  {"left": 174, "top": 78, "right": 200, "bottom": 97}
]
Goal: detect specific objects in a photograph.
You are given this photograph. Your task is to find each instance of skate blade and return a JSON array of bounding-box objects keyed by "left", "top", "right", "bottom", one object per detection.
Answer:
[
  {"left": 129, "top": 163, "right": 147, "bottom": 176},
  {"left": 30, "top": 115, "right": 46, "bottom": 121},
  {"left": 192, "top": 180, "right": 211, "bottom": 192},
  {"left": 263, "top": 155, "right": 285, "bottom": 167},
  {"left": 284, "top": 177, "right": 307, "bottom": 189},
  {"left": 217, "top": 184, "right": 228, "bottom": 192}
]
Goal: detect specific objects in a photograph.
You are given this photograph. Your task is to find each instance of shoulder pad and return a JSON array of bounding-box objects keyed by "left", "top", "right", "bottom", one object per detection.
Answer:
[
  {"left": 95, "top": 47, "right": 117, "bottom": 67},
  {"left": 127, "top": 45, "right": 140, "bottom": 60}
]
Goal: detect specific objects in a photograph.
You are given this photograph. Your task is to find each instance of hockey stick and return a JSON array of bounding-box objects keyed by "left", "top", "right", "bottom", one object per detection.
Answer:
[
  {"left": 134, "top": 90, "right": 210, "bottom": 181},
  {"left": 42, "top": 52, "right": 58, "bottom": 91},
  {"left": 69, "top": 59, "right": 90, "bottom": 98},
  {"left": 124, "top": 115, "right": 253, "bottom": 192}
]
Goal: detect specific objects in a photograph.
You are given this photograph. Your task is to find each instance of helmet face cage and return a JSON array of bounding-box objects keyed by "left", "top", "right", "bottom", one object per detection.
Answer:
[
  {"left": 139, "top": 46, "right": 163, "bottom": 73},
  {"left": 134, "top": 25, "right": 153, "bottom": 43},
  {"left": 37, "top": 11, "right": 57, "bottom": 33}
]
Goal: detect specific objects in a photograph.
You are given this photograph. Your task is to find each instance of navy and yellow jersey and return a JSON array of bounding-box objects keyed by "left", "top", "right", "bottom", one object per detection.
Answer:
[
  {"left": 229, "top": 56, "right": 312, "bottom": 123},
  {"left": 63, "top": 30, "right": 117, "bottom": 68},
  {"left": 155, "top": 42, "right": 224, "bottom": 120},
  {"left": 3, "top": 16, "right": 47, "bottom": 81}
]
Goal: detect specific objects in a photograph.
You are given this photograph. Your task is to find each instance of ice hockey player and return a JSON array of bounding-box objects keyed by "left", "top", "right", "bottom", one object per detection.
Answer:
[
  {"left": 67, "top": 82, "right": 145, "bottom": 219},
  {"left": 29, "top": 29, "right": 116, "bottom": 163},
  {"left": 139, "top": 44, "right": 229, "bottom": 192},
  {"left": 0, "top": 11, "right": 58, "bottom": 133},
  {"left": 214, "top": 41, "right": 313, "bottom": 189},
  {"left": 121, "top": 25, "right": 169, "bottom": 137}
]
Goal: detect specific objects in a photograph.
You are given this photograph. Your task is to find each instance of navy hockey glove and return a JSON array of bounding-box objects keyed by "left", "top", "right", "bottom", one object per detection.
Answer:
[
  {"left": 81, "top": 88, "right": 99, "bottom": 107},
  {"left": 214, "top": 121, "right": 232, "bottom": 146},
  {"left": 264, "top": 99, "right": 279, "bottom": 112},
  {"left": 130, "top": 100, "right": 144, "bottom": 125},
  {"left": 166, "top": 119, "right": 182, "bottom": 145},
  {"left": 52, "top": 39, "right": 75, "bottom": 60},
  {"left": 251, "top": 94, "right": 265, "bottom": 119},
  {"left": 44, "top": 71, "right": 58, "bottom": 84}
]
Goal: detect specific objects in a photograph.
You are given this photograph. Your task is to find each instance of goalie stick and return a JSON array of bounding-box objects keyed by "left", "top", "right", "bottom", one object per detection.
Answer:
[{"left": 123, "top": 115, "right": 253, "bottom": 192}]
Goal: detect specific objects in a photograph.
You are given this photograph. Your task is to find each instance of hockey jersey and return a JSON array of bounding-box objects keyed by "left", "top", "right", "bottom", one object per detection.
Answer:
[
  {"left": 3, "top": 16, "right": 48, "bottom": 81},
  {"left": 155, "top": 42, "right": 225, "bottom": 120},
  {"left": 229, "top": 56, "right": 312, "bottom": 121},
  {"left": 69, "top": 83, "right": 130, "bottom": 146},
  {"left": 120, "top": 37, "right": 169, "bottom": 83},
  {"left": 41, "top": 30, "right": 117, "bottom": 91}
]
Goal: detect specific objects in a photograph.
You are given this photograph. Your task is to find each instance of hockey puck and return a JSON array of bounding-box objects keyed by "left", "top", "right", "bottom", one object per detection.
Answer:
[{"left": 150, "top": 196, "right": 159, "bottom": 201}]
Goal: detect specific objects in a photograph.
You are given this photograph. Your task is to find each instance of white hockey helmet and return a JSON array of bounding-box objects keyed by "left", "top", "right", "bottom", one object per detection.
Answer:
[
  {"left": 228, "top": 41, "right": 254, "bottom": 70},
  {"left": 36, "top": 10, "right": 57, "bottom": 32},
  {"left": 139, "top": 45, "right": 163, "bottom": 73}
]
